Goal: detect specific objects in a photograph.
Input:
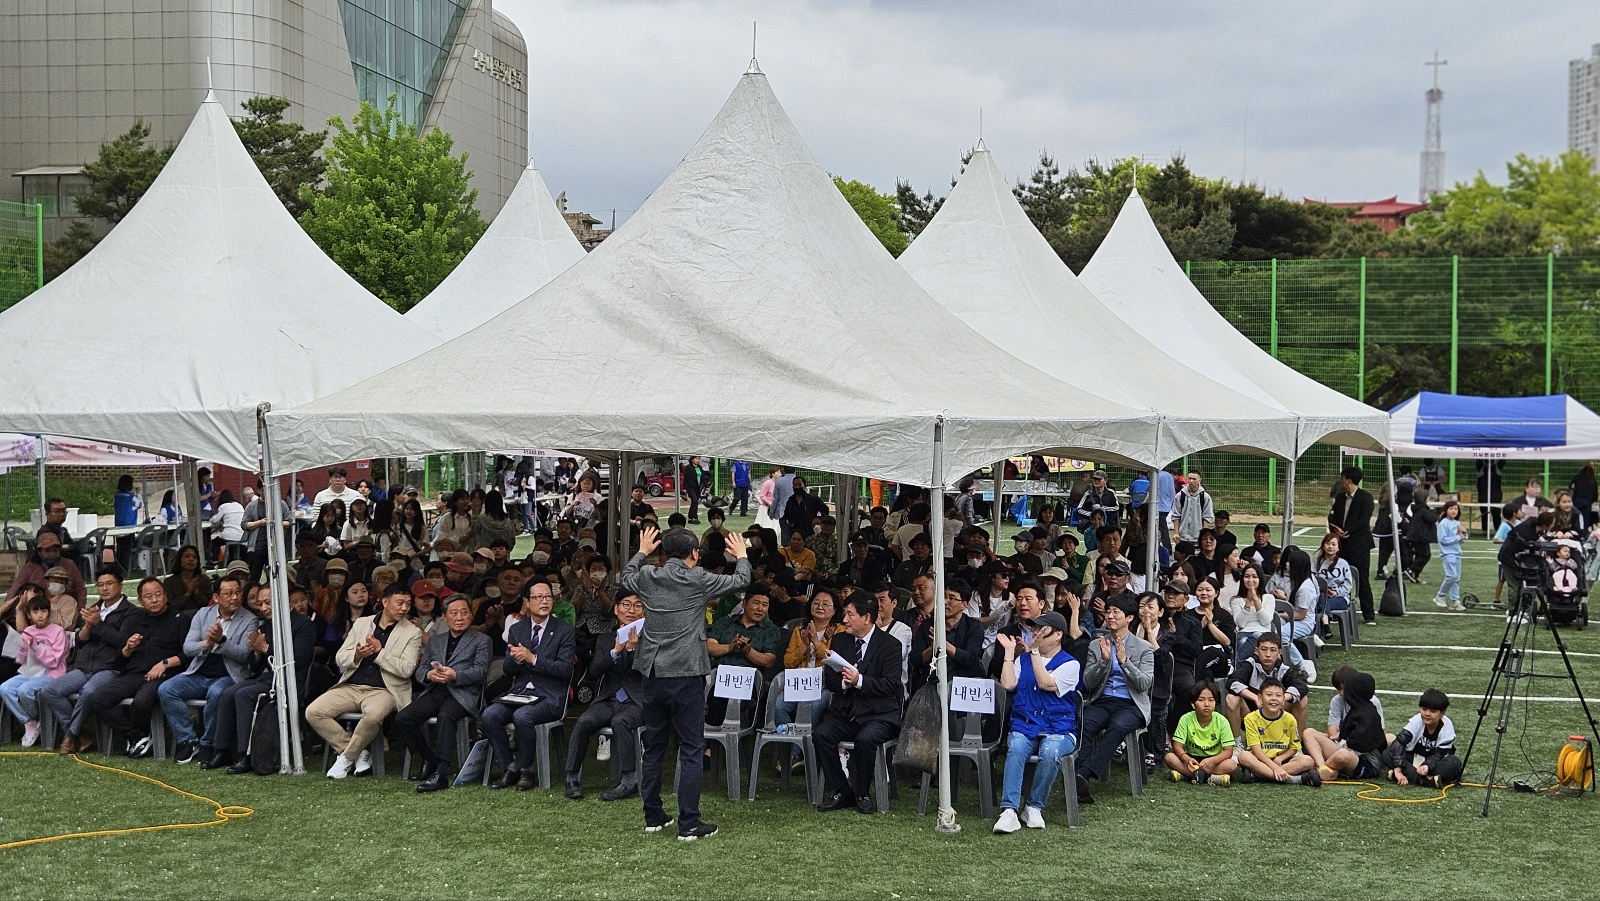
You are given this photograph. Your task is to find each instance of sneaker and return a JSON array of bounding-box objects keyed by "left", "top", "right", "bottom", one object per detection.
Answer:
[
  {"left": 326, "top": 755, "right": 354, "bottom": 779},
  {"left": 175, "top": 740, "right": 200, "bottom": 765},
  {"left": 993, "top": 808, "right": 1021, "bottom": 834},
  {"left": 1301, "top": 660, "right": 1317, "bottom": 683},
  {"left": 126, "top": 736, "right": 152, "bottom": 759},
  {"left": 1211, "top": 773, "right": 1230, "bottom": 787},
  {"left": 1236, "top": 768, "right": 1255, "bottom": 784},
  {"left": 1363, "top": 618, "right": 1378, "bottom": 627},
  {"left": 677, "top": 822, "right": 718, "bottom": 842},
  {"left": 1311, "top": 633, "right": 1325, "bottom": 648},
  {"left": 644, "top": 817, "right": 676, "bottom": 834},
  {"left": 1304, "top": 767, "right": 1322, "bottom": 788},
  {"left": 596, "top": 735, "right": 612, "bottom": 762},
  {"left": 1170, "top": 769, "right": 1185, "bottom": 783},
  {"left": 21, "top": 721, "right": 39, "bottom": 748},
  {"left": 1405, "top": 571, "right": 1421, "bottom": 584},
  {"left": 354, "top": 749, "right": 373, "bottom": 776},
  {"left": 1449, "top": 601, "right": 1467, "bottom": 612},
  {"left": 1432, "top": 596, "right": 1449, "bottom": 609},
  {"left": 1023, "top": 806, "right": 1046, "bottom": 829}
]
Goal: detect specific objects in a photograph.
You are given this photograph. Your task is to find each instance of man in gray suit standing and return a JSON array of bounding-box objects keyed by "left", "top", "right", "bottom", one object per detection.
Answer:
[{"left": 622, "top": 525, "right": 749, "bottom": 841}]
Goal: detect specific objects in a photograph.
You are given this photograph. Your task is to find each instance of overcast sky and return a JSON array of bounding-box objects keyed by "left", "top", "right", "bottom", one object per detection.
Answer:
[{"left": 494, "top": 0, "right": 1595, "bottom": 225}]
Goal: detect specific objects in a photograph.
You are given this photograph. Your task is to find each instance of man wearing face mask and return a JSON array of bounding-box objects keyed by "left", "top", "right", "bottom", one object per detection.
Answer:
[{"left": 8, "top": 531, "right": 85, "bottom": 606}]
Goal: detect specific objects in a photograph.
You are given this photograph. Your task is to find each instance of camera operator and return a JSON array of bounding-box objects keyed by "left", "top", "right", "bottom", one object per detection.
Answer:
[{"left": 1499, "top": 507, "right": 1555, "bottom": 622}]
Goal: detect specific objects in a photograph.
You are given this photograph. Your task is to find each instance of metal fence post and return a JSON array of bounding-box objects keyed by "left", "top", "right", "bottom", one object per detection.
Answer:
[
  {"left": 1267, "top": 259, "right": 1279, "bottom": 516},
  {"left": 1448, "top": 255, "right": 1459, "bottom": 492},
  {"left": 1546, "top": 252, "right": 1555, "bottom": 489},
  {"left": 1357, "top": 257, "right": 1367, "bottom": 403},
  {"left": 34, "top": 203, "right": 43, "bottom": 289}
]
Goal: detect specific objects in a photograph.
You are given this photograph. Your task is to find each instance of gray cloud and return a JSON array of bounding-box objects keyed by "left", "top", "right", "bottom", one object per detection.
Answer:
[{"left": 494, "top": 0, "right": 1591, "bottom": 223}]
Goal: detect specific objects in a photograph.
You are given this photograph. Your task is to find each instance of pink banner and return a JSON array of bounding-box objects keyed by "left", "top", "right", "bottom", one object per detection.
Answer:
[{"left": 0, "top": 434, "right": 178, "bottom": 468}]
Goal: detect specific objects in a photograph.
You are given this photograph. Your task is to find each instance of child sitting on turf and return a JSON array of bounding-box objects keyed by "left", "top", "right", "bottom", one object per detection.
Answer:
[
  {"left": 1238, "top": 678, "right": 1320, "bottom": 786},
  {"left": 1165, "top": 682, "right": 1237, "bottom": 785},
  {"left": 1385, "top": 688, "right": 1463, "bottom": 788},
  {"left": 1224, "top": 632, "right": 1308, "bottom": 735},
  {"left": 1302, "top": 668, "right": 1389, "bottom": 780}
]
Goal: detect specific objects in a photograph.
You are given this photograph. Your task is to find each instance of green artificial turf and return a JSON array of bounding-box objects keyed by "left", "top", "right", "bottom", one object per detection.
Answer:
[{"left": 5, "top": 528, "right": 1598, "bottom": 900}]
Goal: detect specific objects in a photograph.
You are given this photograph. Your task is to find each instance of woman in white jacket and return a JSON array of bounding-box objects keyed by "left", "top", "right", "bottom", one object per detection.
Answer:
[{"left": 208, "top": 489, "right": 245, "bottom": 564}]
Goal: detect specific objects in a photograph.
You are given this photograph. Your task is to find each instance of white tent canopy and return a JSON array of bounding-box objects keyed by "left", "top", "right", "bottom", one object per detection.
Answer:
[
  {"left": 899, "top": 148, "right": 1300, "bottom": 465},
  {"left": 1079, "top": 189, "right": 1390, "bottom": 455},
  {"left": 267, "top": 67, "right": 1165, "bottom": 485},
  {"left": 0, "top": 92, "right": 438, "bottom": 470},
  {"left": 404, "top": 161, "right": 587, "bottom": 339}
]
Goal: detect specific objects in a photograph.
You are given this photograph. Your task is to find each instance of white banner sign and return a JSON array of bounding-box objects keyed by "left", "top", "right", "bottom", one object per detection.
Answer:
[
  {"left": 783, "top": 667, "right": 824, "bottom": 703},
  {"left": 713, "top": 664, "right": 757, "bottom": 700},
  {"left": 0, "top": 434, "right": 178, "bottom": 468},
  {"left": 950, "top": 677, "right": 996, "bottom": 714}
]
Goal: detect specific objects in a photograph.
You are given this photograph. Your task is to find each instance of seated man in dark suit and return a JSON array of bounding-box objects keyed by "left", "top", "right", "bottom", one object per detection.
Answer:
[
  {"left": 813, "top": 593, "right": 905, "bottom": 814},
  {"left": 564, "top": 591, "right": 647, "bottom": 801},
  {"left": 399, "top": 594, "right": 491, "bottom": 793},
  {"left": 908, "top": 580, "right": 984, "bottom": 698},
  {"left": 481, "top": 578, "right": 575, "bottom": 791},
  {"left": 212, "top": 583, "right": 315, "bottom": 773}
]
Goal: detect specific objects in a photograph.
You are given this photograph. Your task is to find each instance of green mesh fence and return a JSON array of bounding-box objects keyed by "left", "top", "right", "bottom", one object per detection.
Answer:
[
  {"left": 0, "top": 200, "right": 43, "bottom": 313},
  {"left": 1164, "top": 255, "right": 1600, "bottom": 516}
]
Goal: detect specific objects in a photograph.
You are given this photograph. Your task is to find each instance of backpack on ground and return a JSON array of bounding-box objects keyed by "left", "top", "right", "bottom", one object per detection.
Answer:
[{"left": 247, "top": 688, "right": 280, "bottom": 775}]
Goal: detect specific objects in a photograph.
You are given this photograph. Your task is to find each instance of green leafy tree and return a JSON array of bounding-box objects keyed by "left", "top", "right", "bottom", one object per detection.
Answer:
[
  {"left": 233, "top": 96, "right": 328, "bottom": 219},
  {"left": 41, "top": 120, "right": 174, "bottom": 281},
  {"left": 834, "top": 176, "right": 908, "bottom": 256},
  {"left": 298, "top": 96, "right": 486, "bottom": 311},
  {"left": 1386, "top": 151, "right": 1600, "bottom": 258},
  {"left": 895, "top": 179, "right": 944, "bottom": 239}
]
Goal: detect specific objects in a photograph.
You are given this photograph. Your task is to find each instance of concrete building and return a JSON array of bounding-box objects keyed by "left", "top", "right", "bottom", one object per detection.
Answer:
[
  {"left": 1573, "top": 43, "right": 1600, "bottom": 170},
  {"left": 2, "top": 0, "right": 528, "bottom": 239}
]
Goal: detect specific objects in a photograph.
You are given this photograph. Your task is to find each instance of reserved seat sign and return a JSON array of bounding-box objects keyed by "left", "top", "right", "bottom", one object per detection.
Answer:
[
  {"left": 784, "top": 667, "right": 824, "bottom": 703},
  {"left": 714, "top": 665, "right": 758, "bottom": 700},
  {"left": 950, "top": 677, "right": 995, "bottom": 714}
]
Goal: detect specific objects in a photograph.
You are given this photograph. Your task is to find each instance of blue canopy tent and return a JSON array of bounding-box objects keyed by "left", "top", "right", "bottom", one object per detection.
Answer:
[{"left": 1381, "top": 393, "right": 1600, "bottom": 460}]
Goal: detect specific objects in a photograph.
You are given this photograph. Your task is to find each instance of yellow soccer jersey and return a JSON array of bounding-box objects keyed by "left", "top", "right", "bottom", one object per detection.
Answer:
[{"left": 1243, "top": 709, "right": 1301, "bottom": 759}]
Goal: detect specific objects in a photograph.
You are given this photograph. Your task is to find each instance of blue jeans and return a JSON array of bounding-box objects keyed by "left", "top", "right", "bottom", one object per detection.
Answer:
[
  {"left": 157, "top": 672, "right": 235, "bottom": 747},
  {"left": 1276, "top": 619, "right": 1310, "bottom": 666},
  {"left": 40, "top": 669, "right": 118, "bottom": 738},
  {"left": 1, "top": 673, "right": 56, "bottom": 722},
  {"left": 773, "top": 694, "right": 830, "bottom": 728},
  {"left": 1001, "top": 731, "right": 1079, "bottom": 810},
  {"left": 1439, "top": 553, "right": 1461, "bottom": 601}
]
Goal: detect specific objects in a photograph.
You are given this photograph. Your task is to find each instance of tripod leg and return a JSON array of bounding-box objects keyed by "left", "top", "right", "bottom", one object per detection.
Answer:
[
  {"left": 1543, "top": 613, "right": 1600, "bottom": 793},
  {"left": 1481, "top": 605, "right": 1531, "bottom": 818},
  {"left": 1464, "top": 605, "right": 1520, "bottom": 770}
]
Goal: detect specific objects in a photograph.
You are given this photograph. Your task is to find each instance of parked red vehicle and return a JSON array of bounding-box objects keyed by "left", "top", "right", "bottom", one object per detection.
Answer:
[{"left": 642, "top": 471, "right": 676, "bottom": 497}]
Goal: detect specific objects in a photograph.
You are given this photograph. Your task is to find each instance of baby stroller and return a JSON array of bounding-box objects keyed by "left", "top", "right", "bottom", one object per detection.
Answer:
[{"left": 1539, "top": 539, "right": 1589, "bottom": 629}]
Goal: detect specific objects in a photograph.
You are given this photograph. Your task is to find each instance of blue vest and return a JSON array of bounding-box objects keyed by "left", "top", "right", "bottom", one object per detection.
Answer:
[{"left": 1011, "top": 649, "right": 1078, "bottom": 739}]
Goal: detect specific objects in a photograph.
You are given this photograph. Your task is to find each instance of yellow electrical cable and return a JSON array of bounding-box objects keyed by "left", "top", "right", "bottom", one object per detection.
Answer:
[
  {"left": 1329, "top": 777, "right": 1513, "bottom": 804},
  {"left": 0, "top": 752, "right": 252, "bottom": 851}
]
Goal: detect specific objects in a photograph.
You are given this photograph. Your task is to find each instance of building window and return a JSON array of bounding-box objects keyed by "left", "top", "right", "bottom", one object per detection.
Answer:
[
  {"left": 337, "top": 0, "right": 469, "bottom": 126},
  {"left": 20, "top": 176, "right": 58, "bottom": 217},
  {"left": 58, "top": 176, "right": 90, "bottom": 217}
]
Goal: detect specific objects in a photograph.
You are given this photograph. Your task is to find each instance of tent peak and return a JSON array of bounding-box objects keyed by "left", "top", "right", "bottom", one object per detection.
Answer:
[{"left": 203, "top": 88, "right": 220, "bottom": 105}]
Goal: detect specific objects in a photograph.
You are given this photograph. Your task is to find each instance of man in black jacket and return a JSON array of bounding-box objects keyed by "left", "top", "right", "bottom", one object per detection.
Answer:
[
  {"left": 908, "top": 582, "right": 985, "bottom": 697},
  {"left": 86, "top": 578, "right": 188, "bottom": 757},
  {"left": 1329, "top": 466, "right": 1376, "bottom": 625},
  {"left": 564, "top": 592, "right": 647, "bottom": 801},
  {"left": 814, "top": 593, "right": 905, "bottom": 814},
  {"left": 40, "top": 568, "right": 138, "bottom": 754},
  {"left": 216, "top": 583, "right": 317, "bottom": 774},
  {"left": 780, "top": 476, "right": 828, "bottom": 545}
]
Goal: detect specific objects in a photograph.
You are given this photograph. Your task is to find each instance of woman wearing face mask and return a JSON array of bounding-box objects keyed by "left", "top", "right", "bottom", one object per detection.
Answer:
[
  {"left": 409, "top": 584, "right": 445, "bottom": 638},
  {"left": 162, "top": 545, "right": 213, "bottom": 617}
]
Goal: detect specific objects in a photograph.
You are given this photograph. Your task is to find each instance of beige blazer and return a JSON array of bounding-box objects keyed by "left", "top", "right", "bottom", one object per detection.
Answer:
[{"left": 335, "top": 614, "right": 424, "bottom": 707}]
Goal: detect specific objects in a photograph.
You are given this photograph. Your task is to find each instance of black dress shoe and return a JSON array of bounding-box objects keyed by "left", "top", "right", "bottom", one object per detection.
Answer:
[
  {"left": 406, "top": 768, "right": 428, "bottom": 782},
  {"left": 816, "top": 791, "right": 856, "bottom": 811},
  {"left": 1075, "top": 774, "right": 1095, "bottom": 805},
  {"left": 200, "top": 750, "right": 232, "bottom": 771},
  {"left": 855, "top": 796, "right": 874, "bottom": 814},
  {"left": 564, "top": 780, "right": 585, "bottom": 800},
  {"left": 601, "top": 778, "right": 639, "bottom": 801},
  {"left": 226, "top": 759, "right": 254, "bottom": 776},
  {"left": 515, "top": 771, "right": 539, "bottom": 792},
  {"left": 417, "top": 771, "right": 449, "bottom": 794},
  {"left": 489, "top": 768, "right": 519, "bottom": 790}
]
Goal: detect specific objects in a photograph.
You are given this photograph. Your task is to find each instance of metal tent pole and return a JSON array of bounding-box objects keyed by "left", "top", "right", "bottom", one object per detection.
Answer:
[
  {"left": 1386, "top": 451, "right": 1406, "bottom": 615},
  {"left": 674, "top": 455, "right": 682, "bottom": 516},
  {"left": 34, "top": 434, "right": 45, "bottom": 513},
  {"left": 181, "top": 459, "right": 204, "bottom": 553},
  {"left": 1145, "top": 424, "right": 1163, "bottom": 589},
  {"left": 929, "top": 417, "right": 957, "bottom": 833},
  {"left": 1281, "top": 459, "right": 1297, "bottom": 548},
  {"left": 258, "top": 406, "right": 304, "bottom": 773}
]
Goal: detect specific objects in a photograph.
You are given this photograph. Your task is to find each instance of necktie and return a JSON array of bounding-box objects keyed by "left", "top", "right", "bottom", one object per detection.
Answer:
[
  {"left": 529, "top": 623, "right": 543, "bottom": 651},
  {"left": 854, "top": 636, "right": 865, "bottom": 665}
]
